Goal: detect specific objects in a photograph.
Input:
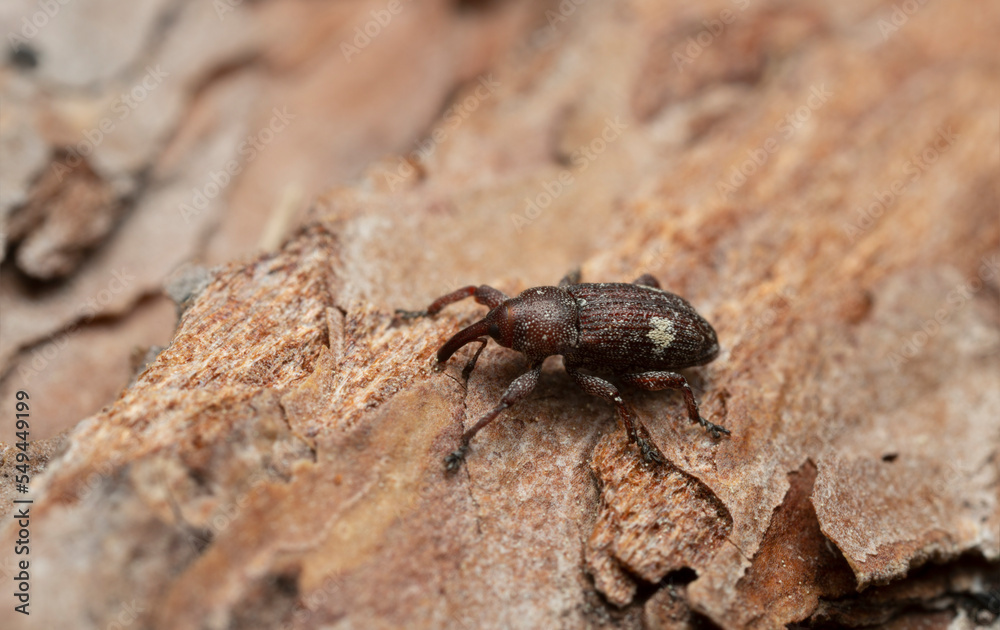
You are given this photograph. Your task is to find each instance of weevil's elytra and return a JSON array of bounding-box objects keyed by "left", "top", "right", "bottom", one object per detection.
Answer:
[
  {"left": 396, "top": 272, "right": 729, "bottom": 471},
  {"left": 647, "top": 317, "right": 677, "bottom": 353}
]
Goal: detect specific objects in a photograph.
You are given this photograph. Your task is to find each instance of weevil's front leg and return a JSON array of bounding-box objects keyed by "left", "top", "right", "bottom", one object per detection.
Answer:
[
  {"left": 445, "top": 364, "right": 542, "bottom": 471},
  {"left": 396, "top": 285, "right": 509, "bottom": 319},
  {"left": 620, "top": 371, "right": 729, "bottom": 438},
  {"left": 461, "top": 337, "right": 489, "bottom": 380},
  {"left": 632, "top": 273, "right": 661, "bottom": 288},
  {"left": 566, "top": 368, "right": 666, "bottom": 464}
]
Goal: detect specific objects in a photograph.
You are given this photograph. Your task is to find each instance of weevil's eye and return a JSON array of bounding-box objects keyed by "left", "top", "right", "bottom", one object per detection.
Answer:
[{"left": 487, "top": 305, "right": 514, "bottom": 347}]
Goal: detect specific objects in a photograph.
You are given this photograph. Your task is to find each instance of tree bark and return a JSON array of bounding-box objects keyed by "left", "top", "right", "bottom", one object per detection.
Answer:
[{"left": 1, "top": 1, "right": 998, "bottom": 628}]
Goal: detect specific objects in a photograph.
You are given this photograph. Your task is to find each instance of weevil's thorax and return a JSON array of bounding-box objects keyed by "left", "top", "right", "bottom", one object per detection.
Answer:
[{"left": 494, "top": 286, "right": 579, "bottom": 359}]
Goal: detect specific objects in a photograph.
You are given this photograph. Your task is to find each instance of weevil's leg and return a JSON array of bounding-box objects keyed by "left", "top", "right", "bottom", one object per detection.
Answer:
[
  {"left": 445, "top": 364, "right": 542, "bottom": 471},
  {"left": 396, "top": 285, "right": 508, "bottom": 319},
  {"left": 470, "top": 285, "right": 509, "bottom": 309},
  {"left": 558, "top": 269, "right": 582, "bottom": 287},
  {"left": 396, "top": 285, "right": 475, "bottom": 319},
  {"left": 566, "top": 368, "right": 666, "bottom": 464},
  {"left": 620, "top": 371, "right": 729, "bottom": 438},
  {"left": 461, "top": 337, "right": 489, "bottom": 380},
  {"left": 632, "top": 273, "right": 660, "bottom": 288}
]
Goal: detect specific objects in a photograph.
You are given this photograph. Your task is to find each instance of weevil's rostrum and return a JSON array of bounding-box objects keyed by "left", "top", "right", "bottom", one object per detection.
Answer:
[{"left": 397, "top": 272, "right": 729, "bottom": 470}]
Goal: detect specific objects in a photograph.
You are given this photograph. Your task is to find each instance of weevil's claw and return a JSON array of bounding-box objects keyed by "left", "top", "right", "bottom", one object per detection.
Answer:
[
  {"left": 699, "top": 416, "right": 731, "bottom": 439},
  {"left": 395, "top": 309, "right": 428, "bottom": 320},
  {"left": 633, "top": 424, "right": 667, "bottom": 465},
  {"left": 444, "top": 446, "right": 468, "bottom": 472},
  {"left": 637, "top": 436, "right": 667, "bottom": 465}
]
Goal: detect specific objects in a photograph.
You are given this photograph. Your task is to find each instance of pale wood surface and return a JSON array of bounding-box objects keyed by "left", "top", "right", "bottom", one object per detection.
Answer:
[{"left": 1, "top": 0, "right": 998, "bottom": 628}]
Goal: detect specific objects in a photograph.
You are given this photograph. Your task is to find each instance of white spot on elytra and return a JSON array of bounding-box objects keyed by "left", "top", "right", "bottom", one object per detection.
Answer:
[{"left": 648, "top": 316, "right": 676, "bottom": 352}]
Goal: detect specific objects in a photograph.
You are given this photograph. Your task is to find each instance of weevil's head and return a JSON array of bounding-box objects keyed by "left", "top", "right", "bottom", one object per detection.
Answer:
[{"left": 436, "top": 286, "right": 579, "bottom": 363}]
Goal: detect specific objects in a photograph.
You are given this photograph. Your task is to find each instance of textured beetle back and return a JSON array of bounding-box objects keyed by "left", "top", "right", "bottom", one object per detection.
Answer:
[{"left": 564, "top": 283, "right": 718, "bottom": 372}]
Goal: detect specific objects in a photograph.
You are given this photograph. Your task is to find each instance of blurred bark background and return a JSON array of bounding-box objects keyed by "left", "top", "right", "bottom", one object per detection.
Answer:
[{"left": 0, "top": 0, "right": 998, "bottom": 628}]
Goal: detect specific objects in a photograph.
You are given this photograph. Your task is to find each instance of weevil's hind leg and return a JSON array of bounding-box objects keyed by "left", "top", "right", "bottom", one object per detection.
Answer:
[
  {"left": 620, "top": 371, "right": 730, "bottom": 438},
  {"left": 445, "top": 364, "right": 543, "bottom": 471},
  {"left": 461, "top": 337, "right": 489, "bottom": 380},
  {"left": 559, "top": 269, "right": 582, "bottom": 287},
  {"left": 632, "top": 274, "right": 661, "bottom": 288},
  {"left": 566, "top": 368, "right": 666, "bottom": 464},
  {"left": 396, "top": 284, "right": 509, "bottom": 319}
]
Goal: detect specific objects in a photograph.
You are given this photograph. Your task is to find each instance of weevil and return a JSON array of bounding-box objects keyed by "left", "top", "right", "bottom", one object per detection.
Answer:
[{"left": 397, "top": 272, "right": 729, "bottom": 471}]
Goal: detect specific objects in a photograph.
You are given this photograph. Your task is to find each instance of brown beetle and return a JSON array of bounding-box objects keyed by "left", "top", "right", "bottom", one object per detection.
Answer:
[{"left": 399, "top": 272, "right": 728, "bottom": 470}]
